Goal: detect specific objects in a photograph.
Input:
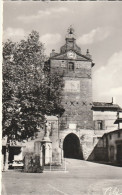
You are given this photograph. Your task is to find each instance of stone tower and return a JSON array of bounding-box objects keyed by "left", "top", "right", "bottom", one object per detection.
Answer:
[
  {"left": 49, "top": 27, "right": 94, "bottom": 131},
  {"left": 46, "top": 27, "right": 96, "bottom": 161}
]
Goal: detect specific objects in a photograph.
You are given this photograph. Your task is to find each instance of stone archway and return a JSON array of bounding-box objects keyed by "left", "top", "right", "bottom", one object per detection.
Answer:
[{"left": 63, "top": 133, "right": 83, "bottom": 159}]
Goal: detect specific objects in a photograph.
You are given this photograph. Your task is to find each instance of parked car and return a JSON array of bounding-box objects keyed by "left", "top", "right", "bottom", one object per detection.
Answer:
[{"left": 9, "top": 160, "right": 24, "bottom": 169}]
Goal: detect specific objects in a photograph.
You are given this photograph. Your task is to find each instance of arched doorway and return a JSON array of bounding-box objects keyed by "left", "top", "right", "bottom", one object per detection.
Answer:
[{"left": 63, "top": 133, "right": 83, "bottom": 159}]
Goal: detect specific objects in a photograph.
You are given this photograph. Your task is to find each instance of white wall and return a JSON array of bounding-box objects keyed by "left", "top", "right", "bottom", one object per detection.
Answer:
[{"left": 93, "top": 110, "right": 118, "bottom": 132}]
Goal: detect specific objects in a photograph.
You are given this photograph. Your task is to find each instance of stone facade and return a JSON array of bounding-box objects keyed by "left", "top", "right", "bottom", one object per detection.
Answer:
[
  {"left": 43, "top": 27, "right": 121, "bottom": 162},
  {"left": 49, "top": 27, "right": 94, "bottom": 131},
  {"left": 89, "top": 129, "right": 122, "bottom": 165},
  {"left": 107, "top": 129, "right": 122, "bottom": 164},
  {"left": 92, "top": 102, "right": 120, "bottom": 135},
  {"left": 46, "top": 27, "right": 95, "bottom": 161}
]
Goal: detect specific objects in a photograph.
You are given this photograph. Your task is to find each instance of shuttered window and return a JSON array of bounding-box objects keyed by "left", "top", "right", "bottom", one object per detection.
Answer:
[{"left": 94, "top": 120, "right": 105, "bottom": 130}]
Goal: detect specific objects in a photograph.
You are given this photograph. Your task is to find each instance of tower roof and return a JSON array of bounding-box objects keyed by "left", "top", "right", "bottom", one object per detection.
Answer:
[
  {"left": 65, "top": 26, "right": 76, "bottom": 39},
  {"left": 92, "top": 102, "right": 121, "bottom": 111},
  {"left": 60, "top": 26, "right": 81, "bottom": 54},
  {"left": 50, "top": 27, "right": 93, "bottom": 62}
]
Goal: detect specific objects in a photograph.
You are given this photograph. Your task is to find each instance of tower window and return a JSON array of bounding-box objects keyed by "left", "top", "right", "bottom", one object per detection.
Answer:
[
  {"left": 98, "top": 121, "right": 103, "bottom": 130},
  {"left": 69, "top": 62, "right": 74, "bottom": 71},
  {"left": 61, "top": 61, "right": 66, "bottom": 68}
]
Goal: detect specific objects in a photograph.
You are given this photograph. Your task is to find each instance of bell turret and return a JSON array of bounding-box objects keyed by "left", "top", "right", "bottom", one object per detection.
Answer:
[
  {"left": 65, "top": 25, "right": 76, "bottom": 40},
  {"left": 60, "top": 26, "right": 81, "bottom": 54}
]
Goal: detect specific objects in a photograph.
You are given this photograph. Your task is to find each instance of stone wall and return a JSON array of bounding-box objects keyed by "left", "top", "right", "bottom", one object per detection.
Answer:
[
  {"left": 87, "top": 129, "right": 122, "bottom": 164},
  {"left": 60, "top": 129, "right": 95, "bottom": 160},
  {"left": 107, "top": 129, "right": 122, "bottom": 164}
]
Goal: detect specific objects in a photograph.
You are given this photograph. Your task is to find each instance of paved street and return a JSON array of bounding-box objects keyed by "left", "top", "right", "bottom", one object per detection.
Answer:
[{"left": 2, "top": 159, "right": 122, "bottom": 195}]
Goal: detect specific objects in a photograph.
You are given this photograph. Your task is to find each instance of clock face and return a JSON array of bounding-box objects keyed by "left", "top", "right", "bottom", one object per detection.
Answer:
[{"left": 67, "top": 51, "right": 76, "bottom": 59}]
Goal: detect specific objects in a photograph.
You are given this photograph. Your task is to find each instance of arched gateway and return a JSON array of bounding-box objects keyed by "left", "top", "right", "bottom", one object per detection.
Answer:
[{"left": 63, "top": 133, "right": 83, "bottom": 159}]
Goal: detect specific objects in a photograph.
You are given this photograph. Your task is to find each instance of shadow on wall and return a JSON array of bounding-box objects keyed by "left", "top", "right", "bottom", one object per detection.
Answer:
[
  {"left": 87, "top": 132, "right": 122, "bottom": 167},
  {"left": 87, "top": 136, "right": 108, "bottom": 162}
]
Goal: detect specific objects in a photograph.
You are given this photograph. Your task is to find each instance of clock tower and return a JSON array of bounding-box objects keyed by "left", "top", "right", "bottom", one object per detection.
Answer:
[{"left": 49, "top": 26, "right": 95, "bottom": 131}]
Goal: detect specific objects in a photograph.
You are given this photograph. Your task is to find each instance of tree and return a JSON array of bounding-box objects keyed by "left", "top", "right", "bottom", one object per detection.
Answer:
[{"left": 2, "top": 31, "right": 64, "bottom": 142}]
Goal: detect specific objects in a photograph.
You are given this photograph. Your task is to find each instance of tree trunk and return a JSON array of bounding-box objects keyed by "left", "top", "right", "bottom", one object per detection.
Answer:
[{"left": 4, "top": 146, "right": 9, "bottom": 171}]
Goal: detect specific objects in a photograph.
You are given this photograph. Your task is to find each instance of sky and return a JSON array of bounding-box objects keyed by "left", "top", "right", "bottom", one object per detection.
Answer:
[{"left": 3, "top": 2, "right": 122, "bottom": 107}]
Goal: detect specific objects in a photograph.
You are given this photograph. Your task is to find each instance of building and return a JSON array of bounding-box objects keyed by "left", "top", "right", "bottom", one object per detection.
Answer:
[
  {"left": 107, "top": 129, "right": 122, "bottom": 165},
  {"left": 92, "top": 100, "right": 120, "bottom": 146},
  {"left": 114, "top": 109, "right": 122, "bottom": 129},
  {"left": 93, "top": 100, "right": 120, "bottom": 132},
  {"left": 89, "top": 129, "right": 122, "bottom": 165},
  {"left": 2, "top": 27, "right": 122, "bottom": 169},
  {"left": 44, "top": 27, "right": 121, "bottom": 163},
  {"left": 46, "top": 26, "right": 94, "bottom": 161}
]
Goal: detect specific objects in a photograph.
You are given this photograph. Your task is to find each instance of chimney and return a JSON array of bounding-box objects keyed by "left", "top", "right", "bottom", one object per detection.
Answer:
[
  {"left": 112, "top": 97, "right": 116, "bottom": 104},
  {"left": 86, "top": 49, "right": 92, "bottom": 59},
  {"left": 50, "top": 49, "right": 56, "bottom": 57}
]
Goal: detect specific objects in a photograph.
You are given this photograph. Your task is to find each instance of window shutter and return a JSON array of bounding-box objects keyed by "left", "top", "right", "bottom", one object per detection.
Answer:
[
  {"left": 94, "top": 120, "right": 98, "bottom": 130},
  {"left": 102, "top": 120, "right": 105, "bottom": 130}
]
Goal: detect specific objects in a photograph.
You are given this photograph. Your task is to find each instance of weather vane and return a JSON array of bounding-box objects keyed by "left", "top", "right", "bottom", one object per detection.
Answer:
[{"left": 67, "top": 25, "right": 74, "bottom": 35}]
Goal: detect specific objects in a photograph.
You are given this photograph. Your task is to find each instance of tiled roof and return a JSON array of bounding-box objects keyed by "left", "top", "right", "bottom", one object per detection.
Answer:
[
  {"left": 104, "top": 128, "right": 122, "bottom": 135},
  {"left": 92, "top": 102, "right": 121, "bottom": 109},
  {"left": 118, "top": 108, "right": 122, "bottom": 112}
]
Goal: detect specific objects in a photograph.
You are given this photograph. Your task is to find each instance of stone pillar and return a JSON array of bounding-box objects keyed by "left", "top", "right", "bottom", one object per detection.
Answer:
[
  {"left": 59, "top": 138, "right": 63, "bottom": 163},
  {"left": 44, "top": 142, "right": 52, "bottom": 164},
  {"left": 40, "top": 140, "right": 52, "bottom": 165}
]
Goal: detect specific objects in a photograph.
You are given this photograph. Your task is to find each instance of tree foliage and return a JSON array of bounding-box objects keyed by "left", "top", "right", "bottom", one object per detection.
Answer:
[{"left": 2, "top": 31, "right": 64, "bottom": 141}]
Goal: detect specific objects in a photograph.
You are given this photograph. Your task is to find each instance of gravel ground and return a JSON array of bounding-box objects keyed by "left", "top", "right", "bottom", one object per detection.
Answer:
[{"left": 2, "top": 159, "right": 122, "bottom": 195}]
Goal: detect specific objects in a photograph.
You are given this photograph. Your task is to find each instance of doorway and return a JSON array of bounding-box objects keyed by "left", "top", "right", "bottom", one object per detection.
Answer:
[
  {"left": 63, "top": 133, "right": 83, "bottom": 159},
  {"left": 116, "top": 144, "right": 122, "bottom": 164}
]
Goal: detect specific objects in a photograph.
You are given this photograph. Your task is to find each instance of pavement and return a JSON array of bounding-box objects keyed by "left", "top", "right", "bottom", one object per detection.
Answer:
[{"left": 2, "top": 159, "right": 122, "bottom": 195}]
